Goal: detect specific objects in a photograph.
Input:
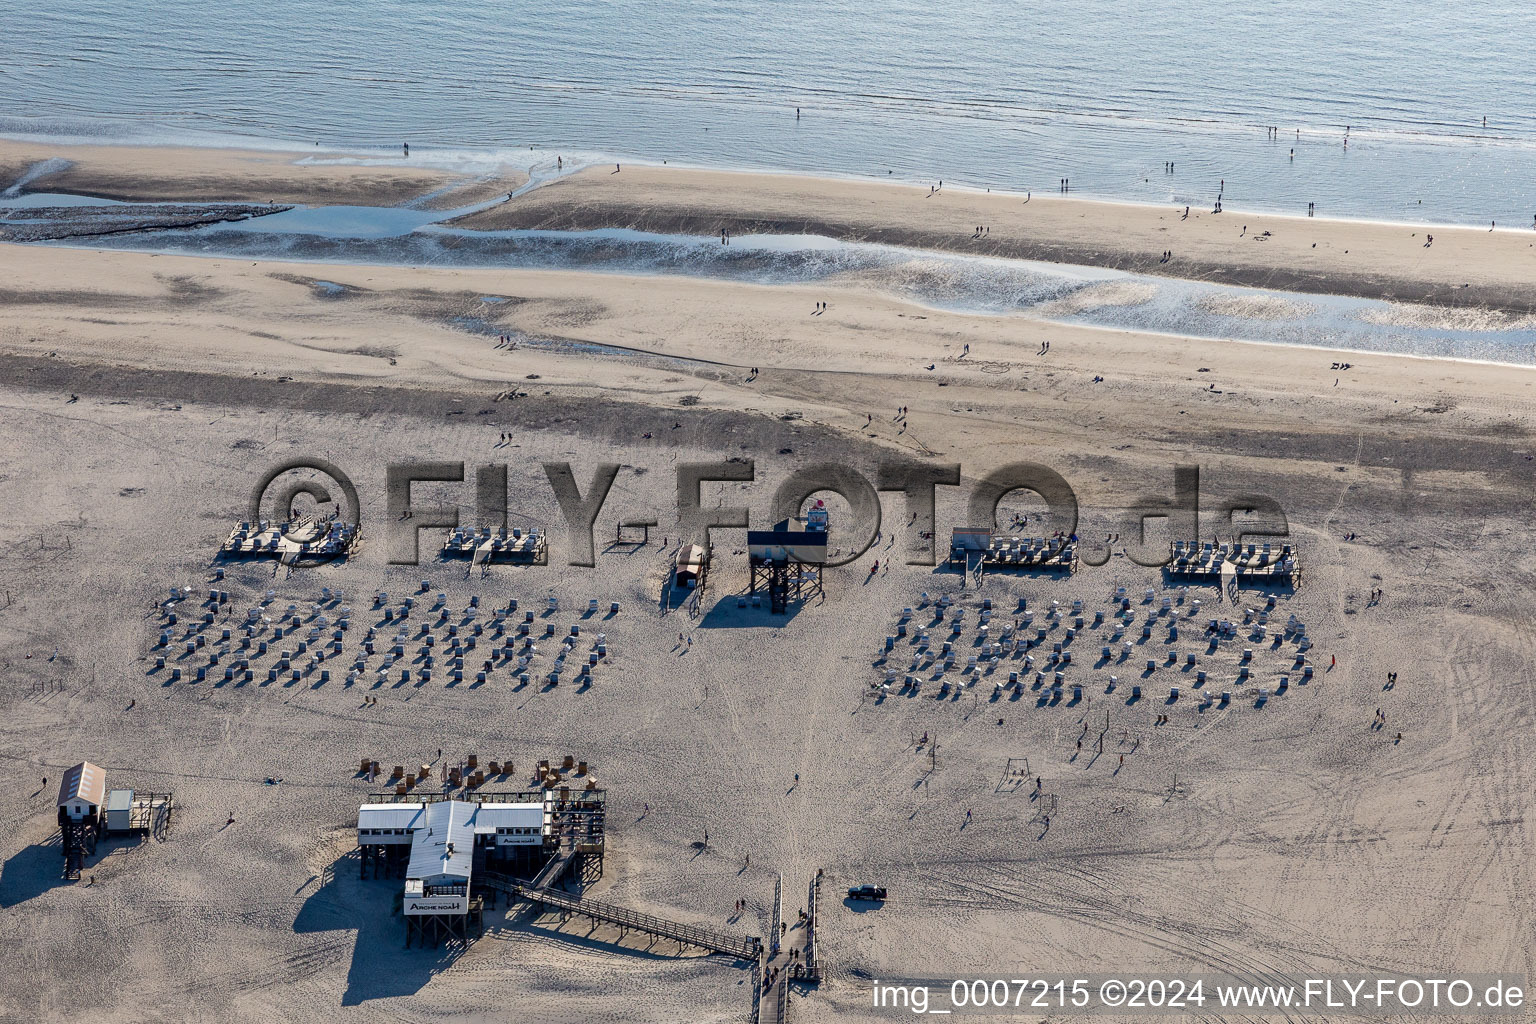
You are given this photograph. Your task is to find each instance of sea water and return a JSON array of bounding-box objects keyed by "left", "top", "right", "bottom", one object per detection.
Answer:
[{"left": 5, "top": 0, "right": 1536, "bottom": 226}]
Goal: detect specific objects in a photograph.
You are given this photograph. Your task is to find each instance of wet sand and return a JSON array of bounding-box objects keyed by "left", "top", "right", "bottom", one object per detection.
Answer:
[
  {"left": 458, "top": 164, "right": 1536, "bottom": 313},
  {"left": 0, "top": 138, "right": 524, "bottom": 207}
]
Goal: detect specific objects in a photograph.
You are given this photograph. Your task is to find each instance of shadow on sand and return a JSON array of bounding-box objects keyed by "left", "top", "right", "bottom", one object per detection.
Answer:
[
  {"left": 1, "top": 830, "right": 147, "bottom": 908},
  {"left": 294, "top": 850, "right": 465, "bottom": 1005},
  {"left": 295, "top": 851, "right": 752, "bottom": 1005},
  {"left": 698, "top": 592, "right": 808, "bottom": 628}
]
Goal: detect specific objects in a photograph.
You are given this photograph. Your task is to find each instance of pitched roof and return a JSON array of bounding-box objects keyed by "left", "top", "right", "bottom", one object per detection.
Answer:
[
  {"left": 357, "top": 803, "right": 426, "bottom": 831},
  {"left": 406, "top": 800, "right": 474, "bottom": 884},
  {"left": 57, "top": 762, "right": 106, "bottom": 808},
  {"left": 471, "top": 802, "right": 546, "bottom": 833}
]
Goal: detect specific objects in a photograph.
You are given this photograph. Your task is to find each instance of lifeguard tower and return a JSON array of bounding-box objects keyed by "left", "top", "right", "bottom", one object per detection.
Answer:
[{"left": 748, "top": 502, "right": 829, "bottom": 613}]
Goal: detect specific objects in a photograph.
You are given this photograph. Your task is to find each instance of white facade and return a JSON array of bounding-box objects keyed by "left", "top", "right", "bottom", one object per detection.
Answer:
[
  {"left": 356, "top": 800, "right": 547, "bottom": 850},
  {"left": 356, "top": 803, "right": 425, "bottom": 845},
  {"left": 57, "top": 762, "right": 107, "bottom": 823},
  {"left": 358, "top": 798, "right": 551, "bottom": 916},
  {"left": 105, "top": 790, "right": 135, "bottom": 833},
  {"left": 402, "top": 879, "right": 469, "bottom": 916},
  {"left": 475, "top": 802, "right": 547, "bottom": 847}
]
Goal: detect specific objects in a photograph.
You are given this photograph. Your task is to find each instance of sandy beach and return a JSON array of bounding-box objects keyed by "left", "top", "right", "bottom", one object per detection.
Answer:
[{"left": 1, "top": 142, "right": 1534, "bottom": 1022}]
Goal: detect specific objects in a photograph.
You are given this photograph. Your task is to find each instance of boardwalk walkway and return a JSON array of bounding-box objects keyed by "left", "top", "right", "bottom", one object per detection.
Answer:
[
  {"left": 756, "top": 870, "right": 824, "bottom": 1023},
  {"left": 480, "top": 869, "right": 761, "bottom": 960}
]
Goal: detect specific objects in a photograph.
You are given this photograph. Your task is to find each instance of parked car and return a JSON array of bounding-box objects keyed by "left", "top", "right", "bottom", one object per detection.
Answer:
[{"left": 846, "top": 884, "right": 887, "bottom": 901}]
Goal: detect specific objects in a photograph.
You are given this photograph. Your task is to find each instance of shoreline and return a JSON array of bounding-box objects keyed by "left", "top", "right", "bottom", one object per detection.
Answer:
[
  {"left": 9, "top": 132, "right": 1536, "bottom": 233},
  {"left": 6, "top": 128, "right": 1536, "bottom": 232}
]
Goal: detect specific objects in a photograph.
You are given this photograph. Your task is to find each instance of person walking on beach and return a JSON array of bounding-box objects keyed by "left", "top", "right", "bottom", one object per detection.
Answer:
[{"left": 402, "top": 142, "right": 409, "bottom": 157}]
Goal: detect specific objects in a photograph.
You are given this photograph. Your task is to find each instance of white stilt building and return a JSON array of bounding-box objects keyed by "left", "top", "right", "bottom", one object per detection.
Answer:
[{"left": 356, "top": 797, "right": 551, "bottom": 946}]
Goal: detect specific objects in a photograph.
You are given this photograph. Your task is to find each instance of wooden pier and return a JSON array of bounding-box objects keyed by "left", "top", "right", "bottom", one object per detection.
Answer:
[{"left": 480, "top": 868, "right": 761, "bottom": 960}]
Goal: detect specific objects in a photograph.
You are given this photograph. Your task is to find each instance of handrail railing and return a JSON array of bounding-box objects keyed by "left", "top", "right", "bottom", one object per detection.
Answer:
[{"left": 483, "top": 870, "right": 760, "bottom": 960}]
